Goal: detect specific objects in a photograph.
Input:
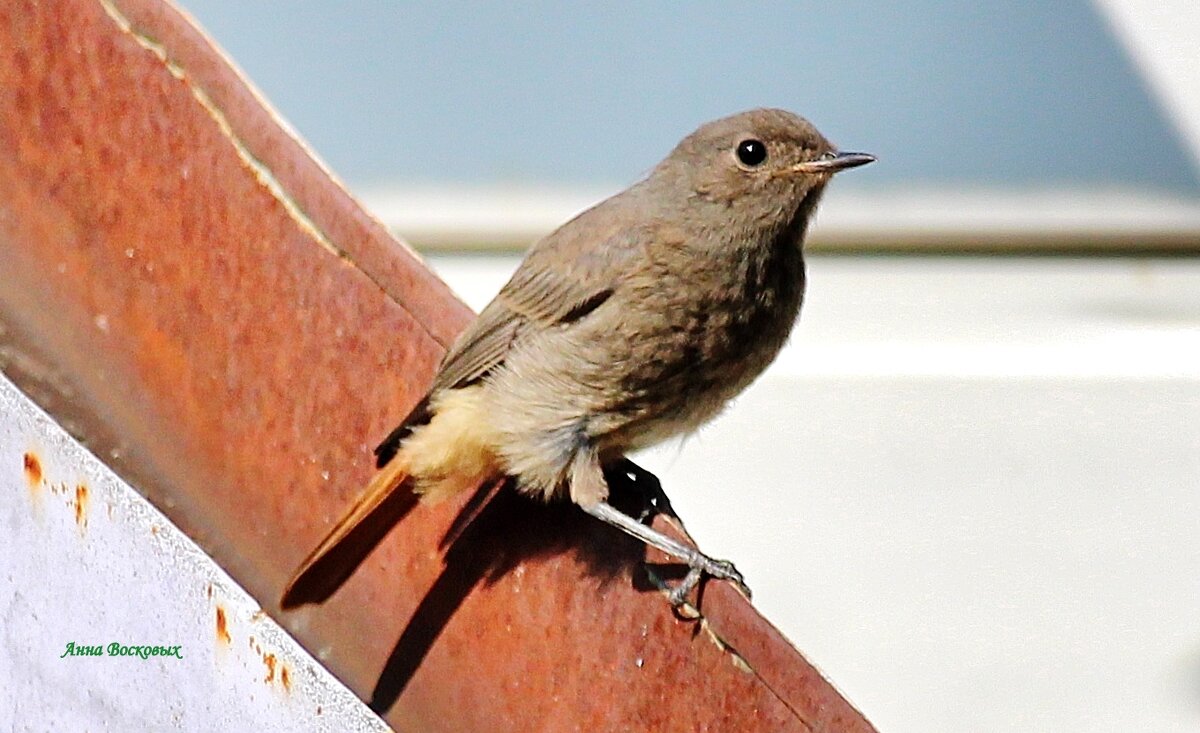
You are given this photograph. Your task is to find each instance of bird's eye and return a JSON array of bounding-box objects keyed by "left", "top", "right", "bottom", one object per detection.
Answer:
[
  {"left": 735, "top": 139, "right": 767, "bottom": 167},
  {"left": 819, "top": 150, "right": 837, "bottom": 161}
]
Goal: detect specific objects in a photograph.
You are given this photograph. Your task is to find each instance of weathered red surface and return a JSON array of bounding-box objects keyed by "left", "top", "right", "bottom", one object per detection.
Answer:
[{"left": 0, "top": 2, "right": 876, "bottom": 731}]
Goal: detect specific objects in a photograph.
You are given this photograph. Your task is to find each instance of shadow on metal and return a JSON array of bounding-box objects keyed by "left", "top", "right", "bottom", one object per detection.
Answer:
[{"left": 0, "top": 1, "right": 878, "bottom": 731}]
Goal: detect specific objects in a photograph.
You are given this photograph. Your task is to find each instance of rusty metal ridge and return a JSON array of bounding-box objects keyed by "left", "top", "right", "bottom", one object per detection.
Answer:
[{"left": 0, "top": 1, "right": 877, "bottom": 731}]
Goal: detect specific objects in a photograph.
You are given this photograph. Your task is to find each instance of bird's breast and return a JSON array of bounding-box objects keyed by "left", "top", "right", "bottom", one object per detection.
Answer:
[{"left": 600, "top": 237, "right": 806, "bottom": 447}]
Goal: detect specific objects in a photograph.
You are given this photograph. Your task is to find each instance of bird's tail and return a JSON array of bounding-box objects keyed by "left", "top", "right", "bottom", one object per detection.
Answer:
[
  {"left": 281, "top": 386, "right": 500, "bottom": 608},
  {"left": 280, "top": 454, "right": 417, "bottom": 608}
]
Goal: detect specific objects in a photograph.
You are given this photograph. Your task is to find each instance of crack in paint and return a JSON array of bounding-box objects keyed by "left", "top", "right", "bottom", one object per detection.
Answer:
[{"left": 644, "top": 564, "right": 818, "bottom": 731}]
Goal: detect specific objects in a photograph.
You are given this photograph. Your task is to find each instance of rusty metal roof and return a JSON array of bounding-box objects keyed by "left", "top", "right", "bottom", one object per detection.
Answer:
[{"left": 0, "top": 2, "right": 876, "bottom": 730}]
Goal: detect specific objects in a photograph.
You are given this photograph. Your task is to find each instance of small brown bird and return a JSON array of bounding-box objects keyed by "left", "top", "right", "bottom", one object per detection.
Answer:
[{"left": 282, "top": 108, "right": 873, "bottom": 609}]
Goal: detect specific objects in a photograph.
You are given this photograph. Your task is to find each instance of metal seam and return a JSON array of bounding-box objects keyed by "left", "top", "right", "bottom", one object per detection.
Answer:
[{"left": 96, "top": 0, "right": 447, "bottom": 351}]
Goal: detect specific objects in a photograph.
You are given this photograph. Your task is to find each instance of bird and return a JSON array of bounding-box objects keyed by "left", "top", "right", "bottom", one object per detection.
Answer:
[{"left": 281, "top": 108, "right": 873, "bottom": 609}]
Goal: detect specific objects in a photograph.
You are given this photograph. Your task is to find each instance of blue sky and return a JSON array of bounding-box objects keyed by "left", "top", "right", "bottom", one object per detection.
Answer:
[{"left": 183, "top": 1, "right": 1199, "bottom": 194}]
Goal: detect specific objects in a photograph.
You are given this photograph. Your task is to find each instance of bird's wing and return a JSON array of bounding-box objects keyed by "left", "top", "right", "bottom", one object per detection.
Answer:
[
  {"left": 373, "top": 196, "right": 654, "bottom": 465},
  {"left": 430, "top": 197, "right": 651, "bottom": 393}
]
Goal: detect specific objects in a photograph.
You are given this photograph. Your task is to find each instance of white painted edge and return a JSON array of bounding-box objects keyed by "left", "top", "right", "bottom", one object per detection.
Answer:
[
  {"left": 0, "top": 374, "right": 390, "bottom": 732},
  {"left": 360, "top": 186, "right": 1200, "bottom": 250}
]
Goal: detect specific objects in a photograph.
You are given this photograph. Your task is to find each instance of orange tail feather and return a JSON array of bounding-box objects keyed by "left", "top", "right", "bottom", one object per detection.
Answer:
[{"left": 281, "top": 456, "right": 417, "bottom": 608}]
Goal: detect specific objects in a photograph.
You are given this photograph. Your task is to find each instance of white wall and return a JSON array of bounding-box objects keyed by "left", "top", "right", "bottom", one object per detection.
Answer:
[{"left": 0, "top": 380, "right": 389, "bottom": 733}]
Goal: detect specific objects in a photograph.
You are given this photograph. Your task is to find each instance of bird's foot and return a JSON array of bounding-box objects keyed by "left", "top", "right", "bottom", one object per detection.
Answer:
[
  {"left": 580, "top": 493, "right": 750, "bottom": 609},
  {"left": 666, "top": 553, "right": 750, "bottom": 607}
]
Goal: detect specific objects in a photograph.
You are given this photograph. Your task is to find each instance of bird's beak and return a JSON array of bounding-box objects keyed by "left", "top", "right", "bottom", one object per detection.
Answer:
[{"left": 791, "top": 151, "right": 876, "bottom": 174}]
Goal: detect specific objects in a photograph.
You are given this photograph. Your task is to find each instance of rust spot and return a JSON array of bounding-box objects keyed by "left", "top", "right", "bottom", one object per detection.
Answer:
[
  {"left": 150, "top": 524, "right": 160, "bottom": 536},
  {"left": 280, "top": 664, "right": 291, "bottom": 692},
  {"left": 23, "top": 452, "right": 42, "bottom": 485},
  {"left": 206, "top": 583, "right": 213, "bottom": 600},
  {"left": 215, "top": 606, "right": 231, "bottom": 645},
  {"left": 263, "top": 652, "right": 277, "bottom": 684},
  {"left": 316, "top": 705, "right": 322, "bottom": 716},
  {"left": 74, "top": 484, "right": 89, "bottom": 530}
]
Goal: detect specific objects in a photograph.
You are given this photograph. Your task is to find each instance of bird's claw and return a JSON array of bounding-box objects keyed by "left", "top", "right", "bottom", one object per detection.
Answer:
[{"left": 666, "top": 556, "right": 751, "bottom": 607}]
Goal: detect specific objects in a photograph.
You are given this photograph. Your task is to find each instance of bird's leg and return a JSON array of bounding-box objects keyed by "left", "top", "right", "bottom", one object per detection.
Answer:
[
  {"left": 603, "top": 456, "right": 678, "bottom": 523},
  {"left": 580, "top": 499, "right": 750, "bottom": 605},
  {"left": 573, "top": 447, "right": 748, "bottom": 604}
]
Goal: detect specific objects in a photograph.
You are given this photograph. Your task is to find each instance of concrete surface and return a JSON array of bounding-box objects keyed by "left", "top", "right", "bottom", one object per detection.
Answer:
[
  {"left": 429, "top": 253, "right": 1200, "bottom": 733},
  {"left": 0, "top": 377, "right": 389, "bottom": 733}
]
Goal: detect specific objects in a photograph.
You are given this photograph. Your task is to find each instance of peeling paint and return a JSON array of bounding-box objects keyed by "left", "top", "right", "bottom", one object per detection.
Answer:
[
  {"left": 73, "top": 484, "right": 89, "bottom": 532},
  {"left": 22, "top": 451, "right": 42, "bottom": 485},
  {"left": 22, "top": 452, "right": 43, "bottom": 517},
  {"left": 730, "top": 653, "right": 754, "bottom": 675},
  {"left": 215, "top": 606, "right": 231, "bottom": 645}
]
